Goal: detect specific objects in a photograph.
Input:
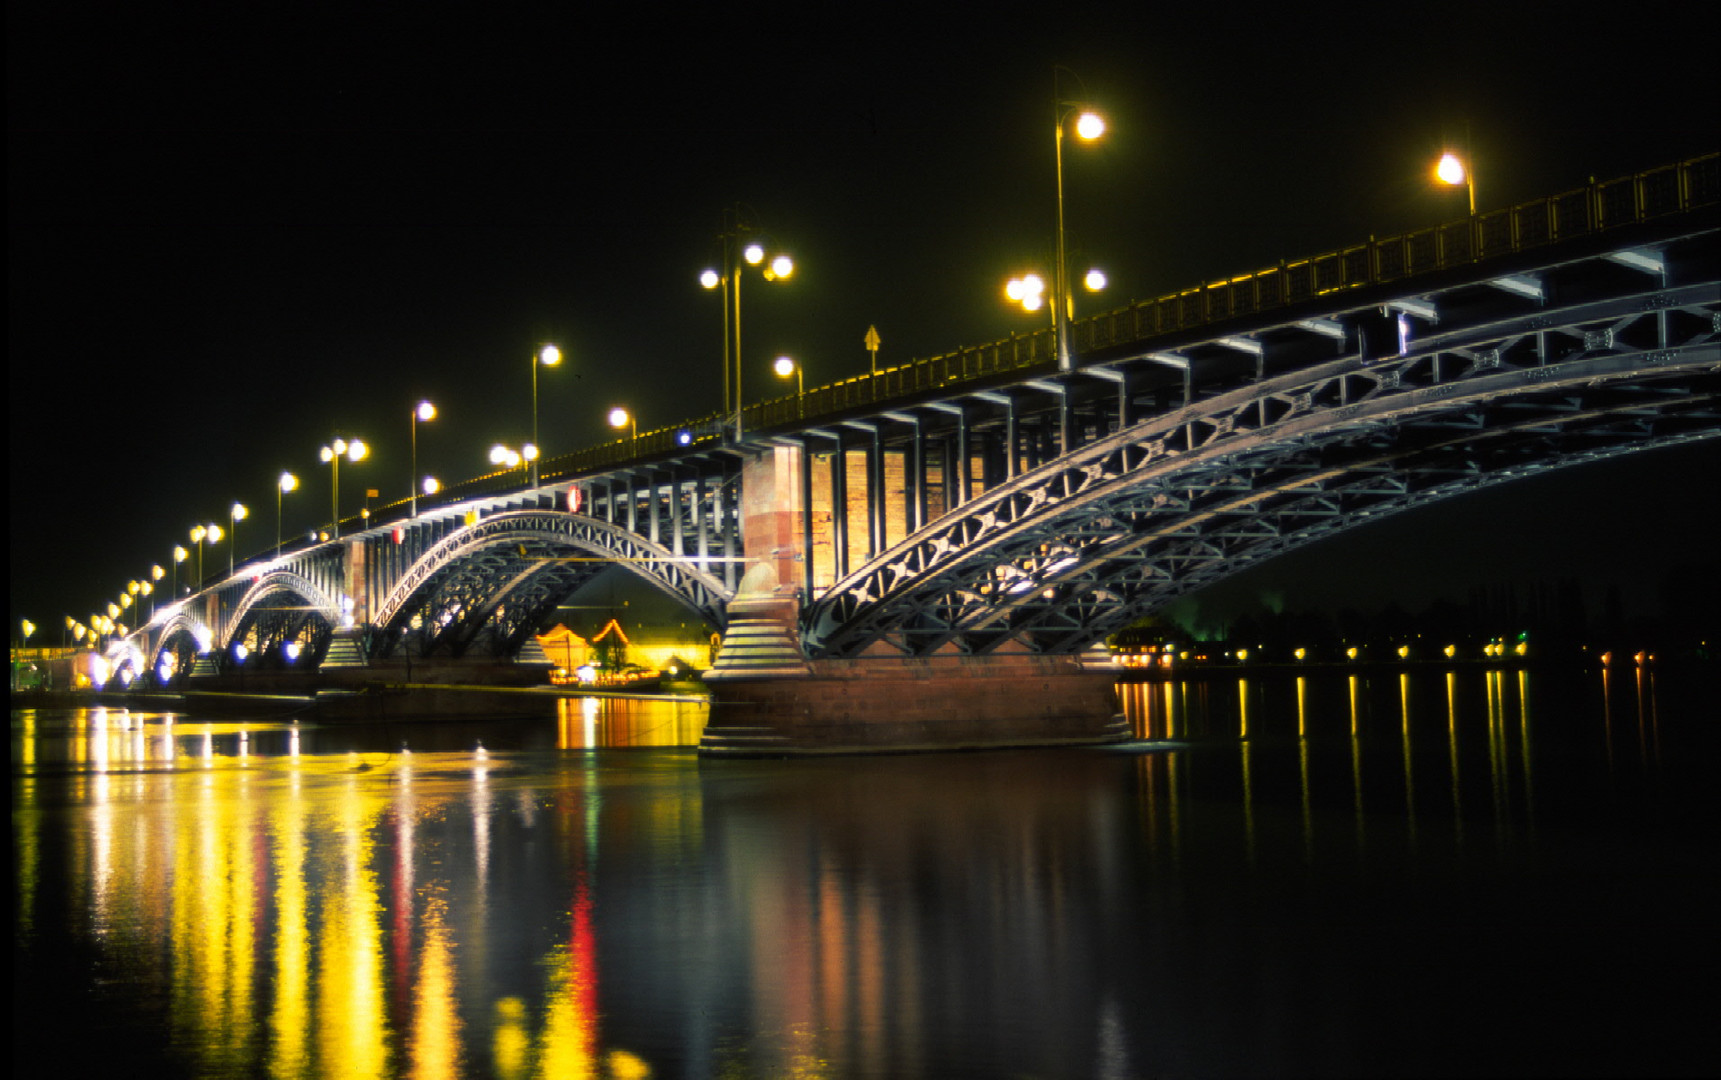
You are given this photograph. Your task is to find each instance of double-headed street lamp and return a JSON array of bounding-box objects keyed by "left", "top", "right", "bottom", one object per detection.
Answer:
[
  {"left": 490, "top": 443, "right": 534, "bottom": 479},
  {"left": 411, "top": 400, "right": 436, "bottom": 516},
  {"left": 701, "top": 209, "right": 795, "bottom": 441},
  {"left": 531, "top": 345, "right": 561, "bottom": 486},
  {"left": 1051, "top": 70, "right": 1107, "bottom": 370},
  {"left": 188, "top": 524, "right": 219, "bottom": 590},
  {"left": 319, "top": 437, "right": 367, "bottom": 539}
]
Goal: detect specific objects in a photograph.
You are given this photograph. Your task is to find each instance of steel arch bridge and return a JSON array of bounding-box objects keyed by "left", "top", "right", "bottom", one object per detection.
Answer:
[{"left": 115, "top": 155, "right": 1718, "bottom": 679}]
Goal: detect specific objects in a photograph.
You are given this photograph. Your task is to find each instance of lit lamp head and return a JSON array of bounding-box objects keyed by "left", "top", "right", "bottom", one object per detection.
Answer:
[
  {"left": 279, "top": 471, "right": 298, "bottom": 494},
  {"left": 743, "top": 243, "right": 765, "bottom": 266},
  {"left": 764, "top": 254, "right": 794, "bottom": 281},
  {"left": 151, "top": 564, "right": 165, "bottom": 582},
  {"left": 421, "top": 477, "right": 440, "bottom": 495},
  {"left": 190, "top": 525, "right": 206, "bottom": 544},
  {"left": 523, "top": 443, "right": 539, "bottom": 463},
  {"left": 608, "top": 406, "right": 632, "bottom": 430},
  {"left": 1083, "top": 269, "right": 1107, "bottom": 292},
  {"left": 539, "top": 344, "right": 561, "bottom": 367},
  {"left": 773, "top": 355, "right": 797, "bottom": 379},
  {"left": 206, "top": 523, "right": 223, "bottom": 544},
  {"left": 1006, "top": 273, "right": 1047, "bottom": 312},
  {"left": 345, "top": 439, "right": 367, "bottom": 463},
  {"left": 1074, "top": 111, "right": 1106, "bottom": 141},
  {"left": 416, "top": 400, "right": 437, "bottom": 423},
  {"left": 699, "top": 268, "right": 720, "bottom": 290},
  {"left": 1435, "top": 152, "right": 1467, "bottom": 187},
  {"left": 174, "top": 545, "right": 188, "bottom": 564},
  {"left": 231, "top": 502, "right": 247, "bottom": 523}
]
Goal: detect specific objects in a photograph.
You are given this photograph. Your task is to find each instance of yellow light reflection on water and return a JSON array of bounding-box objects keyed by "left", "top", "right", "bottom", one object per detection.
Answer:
[{"left": 409, "top": 895, "right": 460, "bottom": 1080}]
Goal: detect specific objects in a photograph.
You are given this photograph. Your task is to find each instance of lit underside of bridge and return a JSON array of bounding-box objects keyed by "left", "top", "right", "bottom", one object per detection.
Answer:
[{"left": 116, "top": 155, "right": 1718, "bottom": 749}]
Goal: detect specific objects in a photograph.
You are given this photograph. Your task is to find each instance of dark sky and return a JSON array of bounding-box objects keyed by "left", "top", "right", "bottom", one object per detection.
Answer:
[{"left": 9, "top": 4, "right": 1719, "bottom": 641}]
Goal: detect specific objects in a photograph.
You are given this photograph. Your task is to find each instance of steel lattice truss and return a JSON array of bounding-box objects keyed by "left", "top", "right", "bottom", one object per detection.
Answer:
[
  {"left": 806, "top": 284, "right": 1721, "bottom": 658},
  {"left": 371, "top": 510, "right": 734, "bottom": 659},
  {"left": 226, "top": 571, "right": 342, "bottom": 666}
]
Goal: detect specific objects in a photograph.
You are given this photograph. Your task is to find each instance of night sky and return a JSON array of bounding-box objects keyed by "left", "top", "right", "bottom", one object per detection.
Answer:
[{"left": 9, "top": 4, "right": 1719, "bottom": 642}]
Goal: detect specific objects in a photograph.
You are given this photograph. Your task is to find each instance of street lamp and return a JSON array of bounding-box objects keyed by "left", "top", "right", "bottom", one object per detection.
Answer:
[
  {"left": 1435, "top": 150, "right": 1476, "bottom": 215},
  {"left": 229, "top": 502, "right": 247, "bottom": 576},
  {"left": 277, "top": 471, "right": 298, "bottom": 557},
  {"left": 607, "top": 406, "right": 637, "bottom": 450},
  {"left": 531, "top": 344, "right": 561, "bottom": 486},
  {"left": 1052, "top": 70, "right": 1106, "bottom": 370},
  {"left": 773, "top": 355, "right": 804, "bottom": 418},
  {"left": 700, "top": 208, "right": 795, "bottom": 441},
  {"left": 490, "top": 443, "right": 524, "bottom": 471},
  {"left": 411, "top": 400, "right": 436, "bottom": 516},
  {"left": 189, "top": 525, "right": 207, "bottom": 589},
  {"left": 173, "top": 545, "right": 188, "bottom": 597},
  {"left": 319, "top": 437, "right": 367, "bottom": 539}
]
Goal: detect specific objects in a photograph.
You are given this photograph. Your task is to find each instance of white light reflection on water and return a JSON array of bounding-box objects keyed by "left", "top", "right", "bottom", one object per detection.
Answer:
[{"left": 11, "top": 669, "right": 1715, "bottom": 1077}]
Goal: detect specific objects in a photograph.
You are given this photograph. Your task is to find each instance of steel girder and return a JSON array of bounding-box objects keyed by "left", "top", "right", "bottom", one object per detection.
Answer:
[
  {"left": 370, "top": 510, "right": 734, "bottom": 659},
  {"left": 805, "top": 280, "right": 1721, "bottom": 658}
]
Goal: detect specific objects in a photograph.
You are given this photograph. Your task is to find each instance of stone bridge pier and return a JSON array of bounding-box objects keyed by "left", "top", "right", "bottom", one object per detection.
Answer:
[{"left": 700, "top": 447, "right": 1127, "bottom": 755}]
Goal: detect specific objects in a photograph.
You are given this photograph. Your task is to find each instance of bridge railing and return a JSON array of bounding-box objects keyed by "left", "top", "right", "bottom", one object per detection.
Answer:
[{"left": 1076, "top": 153, "right": 1717, "bottom": 348}]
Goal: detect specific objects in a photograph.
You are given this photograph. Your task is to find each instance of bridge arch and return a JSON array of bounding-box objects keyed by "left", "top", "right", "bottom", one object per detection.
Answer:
[
  {"left": 806, "top": 342, "right": 1720, "bottom": 657},
  {"left": 224, "top": 570, "right": 344, "bottom": 668},
  {"left": 147, "top": 611, "right": 215, "bottom": 684},
  {"left": 371, "top": 509, "right": 733, "bottom": 659}
]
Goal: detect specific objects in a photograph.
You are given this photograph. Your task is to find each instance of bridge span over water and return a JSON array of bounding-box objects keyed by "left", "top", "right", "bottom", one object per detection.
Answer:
[{"left": 116, "top": 155, "right": 1720, "bottom": 751}]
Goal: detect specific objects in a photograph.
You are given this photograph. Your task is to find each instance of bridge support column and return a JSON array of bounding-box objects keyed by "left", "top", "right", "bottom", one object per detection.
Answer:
[{"left": 701, "top": 448, "right": 1127, "bottom": 755}]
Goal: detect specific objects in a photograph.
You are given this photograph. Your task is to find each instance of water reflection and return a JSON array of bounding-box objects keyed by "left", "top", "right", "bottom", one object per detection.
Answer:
[{"left": 12, "top": 666, "right": 1709, "bottom": 1077}]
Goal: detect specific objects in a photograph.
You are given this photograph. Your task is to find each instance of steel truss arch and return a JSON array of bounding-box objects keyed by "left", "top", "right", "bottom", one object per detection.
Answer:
[
  {"left": 225, "top": 570, "right": 344, "bottom": 667},
  {"left": 371, "top": 510, "right": 733, "bottom": 659},
  {"left": 807, "top": 291, "right": 1721, "bottom": 658}
]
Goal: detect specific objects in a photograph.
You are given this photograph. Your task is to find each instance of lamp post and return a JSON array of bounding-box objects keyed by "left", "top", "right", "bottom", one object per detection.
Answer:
[
  {"left": 701, "top": 208, "right": 795, "bottom": 442},
  {"left": 773, "top": 355, "right": 804, "bottom": 418},
  {"left": 276, "top": 471, "right": 298, "bottom": 557},
  {"left": 319, "top": 437, "right": 367, "bottom": 539},
  {"left": 229, "top": 502, "right": 247, "bottom": 576},
  {"left": 1435, "top": 150, "right": 1476, "bottom": 215},
  {"left": 173, "top": 545, "right": 187, "bottom": 597},
  {"left": 150, "top": 564, "right": 164, "bottom": 619},
  {"left": 1051, "top": 70, "right": 1106, "bottom": 371},
  {"left": 608, "top": 406, "right": 637, "bottom": 451},
  {"left": 531, "top": 345, "right": 561, "bottom": 487},
  {"left": 190, "top": 525, "right": 207, "bottom": 590},
  {"left": 411, "top": 400, "right": 436, "bottom": 516}
]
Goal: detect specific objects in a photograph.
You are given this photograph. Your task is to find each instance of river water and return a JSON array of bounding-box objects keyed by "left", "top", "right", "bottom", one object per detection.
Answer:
[{"left": 11, "top": 665, "right": 1714, "bottom": 1078}]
